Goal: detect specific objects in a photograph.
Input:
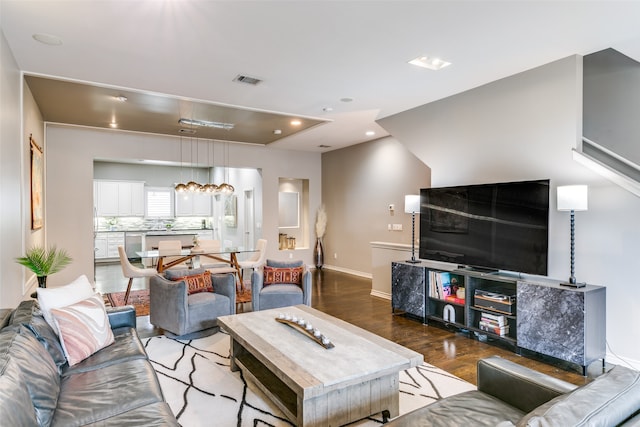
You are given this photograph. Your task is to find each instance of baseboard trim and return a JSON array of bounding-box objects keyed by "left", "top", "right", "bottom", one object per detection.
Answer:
[
  {"left": 317, "top": 264, "right": 371, "bottom": 279},
  {"left": 370, "top": 289, "right": 391, "bottom": 300}
]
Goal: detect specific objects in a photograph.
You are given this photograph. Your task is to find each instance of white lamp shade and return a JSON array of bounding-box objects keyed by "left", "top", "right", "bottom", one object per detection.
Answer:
[
  {"left": 404, "top": 195, "right": 420, "bottom": 214},
  {"left": 557, "top": 185, "right": 588, "bottom": 211}
]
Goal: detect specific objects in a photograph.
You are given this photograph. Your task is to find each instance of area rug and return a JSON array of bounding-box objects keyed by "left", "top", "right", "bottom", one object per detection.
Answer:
[
  {"left": 144, "top": 333, "right": 476, "bottom": 426},
  {"left": 105, "top": 289, "right": 150, "bottom": 316}
]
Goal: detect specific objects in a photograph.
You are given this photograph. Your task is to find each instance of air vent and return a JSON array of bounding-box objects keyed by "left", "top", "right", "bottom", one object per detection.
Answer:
[
  {"left": 233, "top": 74, "right": 262, "bottom": 85},
  {"left": 179, "top": 128, "right": 197, "bottom": 135}
]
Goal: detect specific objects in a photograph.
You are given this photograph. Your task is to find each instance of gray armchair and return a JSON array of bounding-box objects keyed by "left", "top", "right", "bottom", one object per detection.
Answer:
[
  {"left": 150, "top": 267, "right": 235, "bottom": 339},
  {"left": 251, "top": 259, "right": 311, "bottom": 311}
]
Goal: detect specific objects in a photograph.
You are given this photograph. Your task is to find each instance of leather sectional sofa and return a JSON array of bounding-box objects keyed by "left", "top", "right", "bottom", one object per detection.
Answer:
[
  {"left": 387, "top": 355, "right": 640, "bottom": 426},
  {"left": 0, "top": 300, "right": 178, "bottom": 426}
]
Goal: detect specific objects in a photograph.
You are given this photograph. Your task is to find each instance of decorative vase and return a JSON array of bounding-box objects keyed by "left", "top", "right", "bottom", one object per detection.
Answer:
[
  {"left": 314, "top": 237, "right": 324, "bottom": 269},
  {"left": 37, "top": 276, "right": 47, "bottom": 288}
]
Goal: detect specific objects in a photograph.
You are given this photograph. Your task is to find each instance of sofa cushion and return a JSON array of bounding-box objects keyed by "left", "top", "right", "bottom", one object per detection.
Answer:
[
  {"left": 6, "top": 299, "right": 67, "bottom": 368},
  {"left": 0, "top": 328, "right": 40, "bottom": 427},
  {"left": 10, "top": 326, "right": 61, "bottom": 427},
  {"left": 37, "top": 274, "right": 95, "bottom": 335},
  {"left": 386, "top": 390, "right": 525, "bottom": 426},
  {"left": 263, "top": 266, "right": 303, "bottom": 286},
  {"left": 82, "top": 402, "right": 179, "bottom": 426},
  {"left": 61, "top": 326, "right": 147, "bottom": 376},
  {"left": 54, "top": 358, "right": 165, "bottom": 427},
  {"left": 518, "top": 365, "right": 640, "bottom": 427},
  {"left": 51, "top": 293, "right": 115, "bottom": 366}
]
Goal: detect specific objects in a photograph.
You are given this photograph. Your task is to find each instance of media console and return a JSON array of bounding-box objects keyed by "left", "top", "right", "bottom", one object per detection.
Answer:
[{"left": 391, "top": 261, "right": 606, "bottom": 374}]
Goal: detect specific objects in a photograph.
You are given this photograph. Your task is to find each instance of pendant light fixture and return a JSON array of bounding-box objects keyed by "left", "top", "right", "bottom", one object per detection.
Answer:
[
  {"left": 175, "top": 135, "right": 187, "bottom": 192},
  {"left": 185, "top": 135, "right": 202, "bottom": 192},
  {"left": 217, "top": 140, "right": 234, "bottom": 194},
  {"left": 201, "top": 140, "right": 219, "bottom": 194}
]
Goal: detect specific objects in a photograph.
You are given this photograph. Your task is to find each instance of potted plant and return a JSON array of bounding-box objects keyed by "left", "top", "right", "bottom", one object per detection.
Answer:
[{"left": 16, "top": 245, "right": 72, "bottom": 288}]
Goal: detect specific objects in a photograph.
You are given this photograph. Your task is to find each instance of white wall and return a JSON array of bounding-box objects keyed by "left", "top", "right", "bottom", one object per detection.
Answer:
[
  {"left": 44, "top": 125, "right": 321, "bottom": 286},
  {"left": 379, "top": 55, "right": 640, "bottom": 368},
  {"left": 0, "top": 29, "right": 46, "bottom": 306}
]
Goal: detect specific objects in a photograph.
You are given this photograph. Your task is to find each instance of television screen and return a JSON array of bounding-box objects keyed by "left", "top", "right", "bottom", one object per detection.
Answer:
[{"left": 419, "top": 179, "right": 549, "bottom": 275}]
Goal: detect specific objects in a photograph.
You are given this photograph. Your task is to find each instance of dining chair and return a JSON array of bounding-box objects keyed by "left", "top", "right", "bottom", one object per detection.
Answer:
[
  {"left": 237, "top": 238, "right": 267, "bottom": 282},
  {"left": 197, "top": 239, "right": 237, "bottom": 275},
  {"left": 117, "top": 246, "right": 157, "bottom": 304},
  {"left": 158, "top": 240, "right": 190, "bottom": 270}
]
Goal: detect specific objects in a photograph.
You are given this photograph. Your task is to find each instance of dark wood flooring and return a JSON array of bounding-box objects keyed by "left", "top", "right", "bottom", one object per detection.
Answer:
[{"left": 96, "top": 263, "right": 604, "bottom": 387}]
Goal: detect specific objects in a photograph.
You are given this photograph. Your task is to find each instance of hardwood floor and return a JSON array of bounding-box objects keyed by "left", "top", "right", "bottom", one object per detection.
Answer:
[{"left": 96, "top": 263, "right": 604, "bottom": 387}]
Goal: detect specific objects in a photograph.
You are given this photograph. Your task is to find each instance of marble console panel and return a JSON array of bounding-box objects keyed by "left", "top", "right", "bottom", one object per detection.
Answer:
[
  {"left": 391, "top": 262, "right": 425, "bottom": 319},
  {"left": 517, "top": 281, "right": 606, "bottom": 368}
]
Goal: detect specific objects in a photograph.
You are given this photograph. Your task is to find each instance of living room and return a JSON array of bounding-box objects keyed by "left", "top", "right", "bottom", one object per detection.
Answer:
[{"left": 2, "top": 2, "right": 640, "bottom": 424}]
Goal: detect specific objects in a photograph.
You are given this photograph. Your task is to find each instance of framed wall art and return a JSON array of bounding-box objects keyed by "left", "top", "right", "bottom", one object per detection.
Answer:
[{"left": 30, "top": 135, "right": 44, "bottom": 230}]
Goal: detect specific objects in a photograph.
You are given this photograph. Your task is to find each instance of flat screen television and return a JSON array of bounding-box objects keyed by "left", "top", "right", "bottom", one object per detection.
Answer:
[{"left": 419, "top": 179, "right": 550, "bottom": 275}]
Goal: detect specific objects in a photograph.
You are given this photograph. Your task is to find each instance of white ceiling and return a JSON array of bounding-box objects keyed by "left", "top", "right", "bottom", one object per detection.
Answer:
[{"left": 3, "top": 0, "right": 640, "bottom": 152}]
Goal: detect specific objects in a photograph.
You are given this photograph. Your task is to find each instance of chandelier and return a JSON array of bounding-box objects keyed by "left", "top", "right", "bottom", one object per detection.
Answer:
[{"left": 174, "top": 134, "right": 233, "bottom": 195}]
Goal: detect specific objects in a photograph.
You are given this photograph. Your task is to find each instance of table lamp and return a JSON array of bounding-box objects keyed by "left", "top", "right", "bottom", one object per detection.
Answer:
[
  {"left": 404, "top": 195, "right": 421, "bottom": 263},
  {"left": 557, "top": 185, "right": 588, "bottom": 287}
]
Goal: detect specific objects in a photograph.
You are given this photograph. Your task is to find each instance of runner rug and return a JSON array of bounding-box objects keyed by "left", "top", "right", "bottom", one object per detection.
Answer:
[{"left": 144, "top": 333, "right": 476, "bottom": 426}]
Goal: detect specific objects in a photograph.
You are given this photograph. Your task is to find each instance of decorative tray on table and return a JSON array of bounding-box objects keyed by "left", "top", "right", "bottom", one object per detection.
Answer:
[{"left": 275, "top": 313, "right": 334, "bottom": 349}]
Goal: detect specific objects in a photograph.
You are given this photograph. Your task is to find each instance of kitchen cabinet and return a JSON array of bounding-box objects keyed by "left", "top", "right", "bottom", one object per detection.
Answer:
[
  {"left": 95, "top": 232, "right": 125, "bottom": 261},
  {"left": 94, "top": 180, "right": 145, "bottom": 217},
  {"left": 175, "top": 192, "right": 212, "bottom": 216}
]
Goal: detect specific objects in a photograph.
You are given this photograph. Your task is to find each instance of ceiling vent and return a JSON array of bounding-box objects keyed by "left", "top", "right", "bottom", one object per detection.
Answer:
[
  {"left": 179, "top": 128, "right": 197, "bottom": 135},
  {"left": 233, "top": 74, "right": 262, "bottom": 85}
]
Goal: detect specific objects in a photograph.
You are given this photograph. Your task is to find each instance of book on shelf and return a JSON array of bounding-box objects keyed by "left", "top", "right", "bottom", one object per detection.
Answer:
[
  {"left": 478, "top": 321, "right": 510, "bottom": 336},
  {"left": 479, "top": 311, "right": 507, "bottom": 326},
  {"left": 428, "top": 271, "right": 452, "bottom": 299}
]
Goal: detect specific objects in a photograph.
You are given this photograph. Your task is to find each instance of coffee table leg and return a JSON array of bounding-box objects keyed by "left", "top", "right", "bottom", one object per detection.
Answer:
[{"left": 229, "top": 338, "right": 239, "bottom": 372}]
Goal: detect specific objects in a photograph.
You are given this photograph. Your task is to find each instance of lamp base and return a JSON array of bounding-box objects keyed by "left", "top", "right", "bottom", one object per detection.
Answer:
[
  {"left": 560, "top": 282, "right": 586, "bottom": 288},
  {"left": 406, "top": 259, "right": 422, "bottom": 264}
]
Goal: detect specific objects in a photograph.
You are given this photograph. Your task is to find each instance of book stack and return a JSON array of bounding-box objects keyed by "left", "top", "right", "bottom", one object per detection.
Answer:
[
  {"left": 428, "top": 271, "right": 451, "bottom": 299},
  {"left": 478, "top": 312, "right": 510, "bottom": 336}
]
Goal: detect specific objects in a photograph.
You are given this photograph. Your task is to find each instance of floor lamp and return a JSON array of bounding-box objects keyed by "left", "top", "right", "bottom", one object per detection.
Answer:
[
  {"left": 404, "top": 195, "right": 421, "bottom": 264},
  {"left": 557, "top": 185, "right": 588, "bottom": 287}
]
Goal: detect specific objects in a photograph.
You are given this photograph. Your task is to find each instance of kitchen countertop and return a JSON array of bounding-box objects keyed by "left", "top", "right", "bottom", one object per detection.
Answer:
[{"left": 96, "top": 228, "right": 213, "bottom": 235}]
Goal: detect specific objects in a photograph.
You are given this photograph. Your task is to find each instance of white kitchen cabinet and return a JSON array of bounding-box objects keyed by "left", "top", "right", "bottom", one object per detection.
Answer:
[
  {"left": 175, "top": 192, "right": 212, "bottom": 216},
  {"left": 94, "top": 232, "right": 124, "bottom": 260},
  {"left": 94, "top": 180, "right": 145, "bottom": 217}
]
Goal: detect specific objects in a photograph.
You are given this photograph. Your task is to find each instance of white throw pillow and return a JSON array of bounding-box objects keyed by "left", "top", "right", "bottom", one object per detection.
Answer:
[
  {"left": 50, "top": 293, "right": 115, "bottom": 366},
  {"left": 37, "top": 274, "right": 95, "bottom": 335}
]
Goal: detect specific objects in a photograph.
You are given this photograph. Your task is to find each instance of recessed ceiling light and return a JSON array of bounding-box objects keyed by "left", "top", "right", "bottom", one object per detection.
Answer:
[
  {"left": 408, "top": 55, "right": 451, "bottom": 70},
  {"left": 273, "top": 129, "right": 282, "bottom": 135},
  {"left": 114, "top": 95, "right": 128, "bottom": 102},
  {"left": 32, "top": 33, "right": 63, "bottom": 46},
  {"left": 318, "top": 144, "right": 331, "bottom": 148},
  {"left": 366, "top": 131, "right": 376, "bottom": 137},
  {"left": 290, "top": 120, "right": 301, "bottom": 126},
  {"left": 109, "top": 122, "right": 118, "bottom": 128},
  {"left": 323, "top": 107, "right": 333, "bottom": 112}
]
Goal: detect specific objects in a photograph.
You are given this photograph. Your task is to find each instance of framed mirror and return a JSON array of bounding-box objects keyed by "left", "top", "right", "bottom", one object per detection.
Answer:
[{"left": 278, "top": 191, "right": 299, "bottom": 228}]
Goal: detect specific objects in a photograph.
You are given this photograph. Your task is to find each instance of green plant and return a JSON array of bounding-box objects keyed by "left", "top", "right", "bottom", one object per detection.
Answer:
[{"left": 16, "top": 245, "right": 72, "bottom": 278}]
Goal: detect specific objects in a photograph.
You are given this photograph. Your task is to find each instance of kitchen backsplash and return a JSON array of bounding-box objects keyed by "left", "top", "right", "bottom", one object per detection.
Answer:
[{"left": 97, "top": 216, "right": 210, "bottom": 231}]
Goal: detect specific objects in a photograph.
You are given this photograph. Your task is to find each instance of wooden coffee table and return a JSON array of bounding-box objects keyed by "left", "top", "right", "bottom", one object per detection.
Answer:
[{"left": 217, "top": 305, "right": 423, "bottom": 427}]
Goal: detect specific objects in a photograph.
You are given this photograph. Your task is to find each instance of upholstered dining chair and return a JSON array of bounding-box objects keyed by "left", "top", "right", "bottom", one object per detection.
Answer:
[
  {"left": 237, "top": 238, "right": 267, "bottom": 282},
  {"left": 149, "top": 268, "right": 235, "bottom": 339},
  {"left": 251, "top": 259, "right": 311, "bottom": 311},
  {"left": 117, "top": 246, "right": 157, "bottom": 304},
  {"left": 158, "top": 240, "right": 190, "bottom": 270}
]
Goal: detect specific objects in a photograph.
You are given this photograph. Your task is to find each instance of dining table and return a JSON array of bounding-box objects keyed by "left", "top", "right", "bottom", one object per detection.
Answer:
[{"left": 136, "top": 247, "right": 257, "bottom": 290}]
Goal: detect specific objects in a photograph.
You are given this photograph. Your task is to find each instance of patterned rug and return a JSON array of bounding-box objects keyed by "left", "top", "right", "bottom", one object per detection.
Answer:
[
  {"left": 105, "top": 289, "right": 150, "bottom": 316},
  {"left": 144, "top": 333, "right": 476, "bottom": 426}
]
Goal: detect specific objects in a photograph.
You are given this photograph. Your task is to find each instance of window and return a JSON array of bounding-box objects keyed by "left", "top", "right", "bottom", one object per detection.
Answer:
[{"left": 145, "top": 187, "right": 174, "bottom": 218}]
